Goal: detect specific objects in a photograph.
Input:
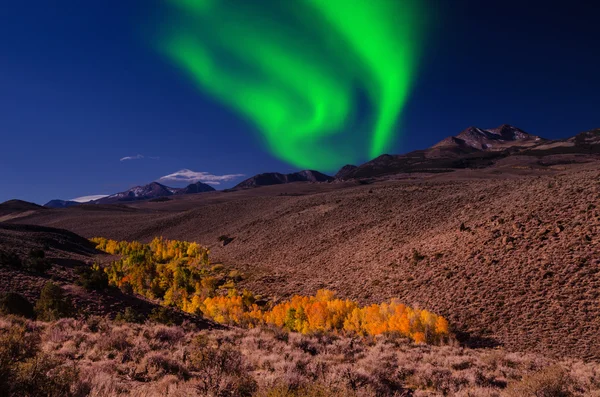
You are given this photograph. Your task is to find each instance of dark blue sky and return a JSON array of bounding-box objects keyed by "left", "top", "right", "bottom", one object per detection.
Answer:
[{"left": 1, "top": 1, "right": 599, "bottom": 204}]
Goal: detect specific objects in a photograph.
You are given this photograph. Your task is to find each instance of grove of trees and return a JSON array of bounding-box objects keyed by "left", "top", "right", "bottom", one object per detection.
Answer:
[{"left": 92, "top": 237, "right": 450, "bottom": 344}]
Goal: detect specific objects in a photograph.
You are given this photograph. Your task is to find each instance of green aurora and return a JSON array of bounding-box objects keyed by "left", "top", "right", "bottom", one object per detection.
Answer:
[{"left": 161, "top": 0, "right": 427, "bottom": 170}]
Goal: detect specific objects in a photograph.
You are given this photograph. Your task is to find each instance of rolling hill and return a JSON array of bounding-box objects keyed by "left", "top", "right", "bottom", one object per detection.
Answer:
[
  {"left": 4, "top": 125, "right": 600, "bottom": 360},
  {"left": 0, "top": 200, "right": 44, "bottom": 217}
]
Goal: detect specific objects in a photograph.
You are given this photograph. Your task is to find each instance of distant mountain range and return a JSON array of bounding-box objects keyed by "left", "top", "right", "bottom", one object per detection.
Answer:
[
  {"left": 40, "top": 124, "right": 600, "bottom": 207},
  {"left": 337, "top": 124, "right": 568, "bottom": 180},
  {"left": 44, "top": 181, "right": 216, "bottom": 207},
  {"left": 95, "top": 182, "right": 184, "bottom": 205}
]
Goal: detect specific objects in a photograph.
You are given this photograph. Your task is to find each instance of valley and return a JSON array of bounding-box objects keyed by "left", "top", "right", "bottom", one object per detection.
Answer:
[{"left": 2, "top": 125, "right": 600, "bottom": 395}]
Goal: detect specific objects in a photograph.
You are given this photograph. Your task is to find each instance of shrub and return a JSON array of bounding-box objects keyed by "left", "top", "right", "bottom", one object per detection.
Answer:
[
  {"left": 99, "top": 331, "right": 130, "bottom": 353},
  {"left": 119, "top": 281, "right": 134, "bottom": 295},
  {"left": 24, "top": 249, "right": 51, "bottom": 273},
  {"left": 11, "top": 353, "right": 80, "bottom": 396},
  {"left": 505, "top": 365, "right": 575, "bottom": 397},
  {"left": 218, "top": 235, "right": 234, "bottom": 246},
  {"left": 0, "top": 249, "right": 51, "bottom": 273},
  {"left": 229, "top": 270, "right": 243, "bottom": 282},
  {"left": 75, "top": 264, "right": 109, "bottom": 291},
  {"left": 0, "top": 292, "right": 35, "bottom": 319},
  {"left": 0, "top": 250, "right": 22, "bottom": 268},
  {"left": 115, "top": 307, "right": 146, "bottom": 324},
  {"left": 411, "top": 249, "right": 426, "bottom": 263},
  {"left": 85, "top": 315, "right": 110, "bottom": 333},
  {"left": 0, "top": 322, "right": 79, "bottom": 396},
  {"left": 201, "top": 276, "right": 219, "bottom": 293},
  {"left": 152, "top": 325, "right": 185, "bottom": 343},
  {"left": 189, "top": 336, "right": 256, "bottom": 397},
  {"left": 28, "top": 249, "right": 45, "bottom": 260},
  {"left": 211, "top": 264, "right": 225, "bottom": 272},
  {"left": 148, "top": 307, "right": 181, "bottom": 326},
  {"left": 35, "top": 282, "right": 74, "bottom": 321},
  {"left": 259, "top": 384, "right": 359, "bottom": 397},
  {"left": 139, "top": 352, "right": 189, "bottom": 381}
]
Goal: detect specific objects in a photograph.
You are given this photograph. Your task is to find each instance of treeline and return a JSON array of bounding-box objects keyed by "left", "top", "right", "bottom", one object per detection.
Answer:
[
  {"left": 92, "top": 238, "right": 450, "bottom": 344},
  {"left": 263, "top": 291, "right": 449, "bottom": 344}
]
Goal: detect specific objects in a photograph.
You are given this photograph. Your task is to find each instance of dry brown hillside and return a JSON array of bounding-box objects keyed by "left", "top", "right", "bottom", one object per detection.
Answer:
[
  {"left": 8, "top": 161, "right": 600, "bottom": 360},
  {"left": 0, "top": 224, "right": 215, "bottom": 328}
]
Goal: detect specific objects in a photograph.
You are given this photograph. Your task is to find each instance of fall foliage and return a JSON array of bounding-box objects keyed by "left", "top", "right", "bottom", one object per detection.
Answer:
[
  {"left": 92, "top": 237, "right": 450, "bottom": 344},
  {"left": 260, "top": 290, "right": 449, "bottom": 344}
]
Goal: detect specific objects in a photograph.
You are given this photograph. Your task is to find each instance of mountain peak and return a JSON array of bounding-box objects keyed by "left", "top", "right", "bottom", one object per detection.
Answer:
[
  {"left": 177, "top": 181, "right": 216, "bottom": 195},
  {"left": 335, "top": 164, "right": 358, "bottom": 180},
  {"left": 95, "top": 182, "right": 178, "bottom": 204},
  {"left": 487, "top": 124, "right": 532, "bottom": 140},
  {"left": 434, "top": 125, "right": 542, "bottom": 151},
  {"left": 234, "top": 170, "right": 333, "bottom": 189}
]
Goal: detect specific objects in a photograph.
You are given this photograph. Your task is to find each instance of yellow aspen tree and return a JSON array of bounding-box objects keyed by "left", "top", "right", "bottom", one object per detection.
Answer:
[{"left": 413, "top": 332, "right": 426, "bottom": 344}]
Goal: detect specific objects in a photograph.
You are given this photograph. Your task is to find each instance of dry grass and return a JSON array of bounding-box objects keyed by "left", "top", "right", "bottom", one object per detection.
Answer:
[{"left": 1, "top": 315, "right": 600, "bottom": 396}]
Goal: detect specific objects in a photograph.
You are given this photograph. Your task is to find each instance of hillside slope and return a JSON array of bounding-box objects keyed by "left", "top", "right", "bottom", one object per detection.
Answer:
[
  {"left": 11, "top": 160, "right": 600, "bottom": 360},
  {"left": 0, "top": 199, "right": 44, "bottom": 217},
  {"left": 0, "top": 224, "right": 216, "bottom": 327}
]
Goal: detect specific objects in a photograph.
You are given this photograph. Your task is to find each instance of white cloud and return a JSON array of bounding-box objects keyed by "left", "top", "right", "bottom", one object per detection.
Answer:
[
  {"left": 158, "top": 169, "right": 245, "bottom": 184},
  {"left": 120, "top": 154, "right": 160, "bottom": 161},
  {"left": 120, "top": 154, "right": 144, "bottom": 161},
  {"left": 70, "top": 195, "right": 109, "bottom": 203}
]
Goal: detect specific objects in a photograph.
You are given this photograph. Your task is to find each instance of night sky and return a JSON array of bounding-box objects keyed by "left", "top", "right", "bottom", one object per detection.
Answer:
[{"left": 1, "top": 0, "right": 599, "bottom": 204}]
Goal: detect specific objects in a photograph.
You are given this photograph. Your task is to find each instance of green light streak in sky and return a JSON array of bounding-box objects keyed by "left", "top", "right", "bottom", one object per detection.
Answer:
[{"left": 161, "top": 0, "right": 426, "bottom": 170}]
